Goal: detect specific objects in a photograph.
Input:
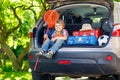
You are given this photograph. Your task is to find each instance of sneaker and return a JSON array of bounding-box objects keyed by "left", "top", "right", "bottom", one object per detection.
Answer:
[
  {"left": 42, "top": 50, "right": 54, "bottom": 59},
  {"left": 36, "top": 50, "right": 44, "bottom": 57}
]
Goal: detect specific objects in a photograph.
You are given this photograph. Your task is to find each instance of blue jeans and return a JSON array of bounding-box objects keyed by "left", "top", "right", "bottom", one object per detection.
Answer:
[{"left": 40, "top": 39, "right": 64, "bottom": 53}]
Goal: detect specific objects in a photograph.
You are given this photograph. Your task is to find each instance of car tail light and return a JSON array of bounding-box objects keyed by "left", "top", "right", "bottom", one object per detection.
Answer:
[
  {"left": 30, "top": 32, "right": 33, "bottom": 38},
  {"left": 112, "top": 29, "right": 120, "bottom": 36},
  {"left": 112, "top": 23, "right": 120, "bottom": 36},
  {"left": 106, "top": 55, "right": 112, "bottom": 61},
  {"left": 58, "top": 60, "right": 71, "bottom": 65},
  {"left": 29, "top": 54, "right": 34, "bottom": 60}
]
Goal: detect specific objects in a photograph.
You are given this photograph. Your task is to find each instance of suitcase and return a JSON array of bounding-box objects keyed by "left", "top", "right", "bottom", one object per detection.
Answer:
[
  {"left": 67, "top": 35, "right": 98, "bottom": 45},
  {"left": 72, "top": 28, "right": 102, "bottom": 38}
]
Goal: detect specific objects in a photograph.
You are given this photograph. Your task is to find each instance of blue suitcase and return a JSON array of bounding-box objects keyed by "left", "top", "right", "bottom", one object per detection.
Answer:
[{"left": 67, "top": 36, "right": 98, "bottom": 45}]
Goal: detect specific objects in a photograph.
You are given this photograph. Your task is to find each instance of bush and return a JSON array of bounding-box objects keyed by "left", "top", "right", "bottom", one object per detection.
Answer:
[{"left": 2, "top": 65, "right": 14, "bottom": 72}]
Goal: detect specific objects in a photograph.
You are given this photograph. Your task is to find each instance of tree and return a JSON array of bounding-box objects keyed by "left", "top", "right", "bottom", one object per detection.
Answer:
[{"left": 0, "top": 0, "right": 49, "bottom": 71}]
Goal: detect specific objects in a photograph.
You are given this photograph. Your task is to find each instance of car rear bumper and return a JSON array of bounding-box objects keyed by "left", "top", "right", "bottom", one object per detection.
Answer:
[{"left": 28, "top": 49, "right": 120, "bottom": 76}]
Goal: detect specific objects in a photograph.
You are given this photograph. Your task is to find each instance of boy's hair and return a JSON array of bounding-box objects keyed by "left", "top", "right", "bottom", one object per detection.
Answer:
[{"left": 56, "top": 19, "right": 65, "bottom": 28}]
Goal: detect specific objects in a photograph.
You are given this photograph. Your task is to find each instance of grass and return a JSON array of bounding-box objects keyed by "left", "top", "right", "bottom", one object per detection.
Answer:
[
  {"left": 0, "top": 71, "right": 32, "bottom": 80},
  {"left": 0, "top": 59, "right": 32, "bottom": 80}
]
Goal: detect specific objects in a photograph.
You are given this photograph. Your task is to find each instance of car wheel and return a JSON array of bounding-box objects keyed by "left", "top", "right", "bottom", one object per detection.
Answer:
[{"left": 32, "top": 71, "right": 55, "bottom": 80}]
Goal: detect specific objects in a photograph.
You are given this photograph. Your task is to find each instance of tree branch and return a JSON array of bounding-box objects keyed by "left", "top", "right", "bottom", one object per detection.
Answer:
[
  {"left": 0, "top": 20, "right": 7, "bottom": 39},
  {"left": 40, "top": 0, "right": 47, "bottom": 11},
  {"left": 0, "top": 20, "right": 6, "bottom": 34},
  {"left": 22, "top": 3, "right": 38, "bottom": 22},
  {"left": 18, "top": 43, "right": 30, "bottom": 64},
  {"left": 6, "top": 2, "right": 43, "bottom": 36},
  {"left": 7, "top": 6, "right": 22, "bottom": 36}
]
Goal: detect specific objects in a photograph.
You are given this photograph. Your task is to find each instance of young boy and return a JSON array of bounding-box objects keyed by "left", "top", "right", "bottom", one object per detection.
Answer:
[{"left": 36, "top": 19, "right": 68, "bottom": 59}]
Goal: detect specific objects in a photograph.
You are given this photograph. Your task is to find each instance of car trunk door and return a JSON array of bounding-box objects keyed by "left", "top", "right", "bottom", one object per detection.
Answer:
[{"left": 45, "top": 0, "right": 113, "bottom": 9}]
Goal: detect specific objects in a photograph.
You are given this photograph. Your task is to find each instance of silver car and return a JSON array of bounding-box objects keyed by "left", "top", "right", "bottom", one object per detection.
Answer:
[{"left": 28, "top": 0, "right": 120, "bottom": 80}]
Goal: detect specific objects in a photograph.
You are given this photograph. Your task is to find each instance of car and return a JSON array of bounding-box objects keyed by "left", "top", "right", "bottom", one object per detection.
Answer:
[{"left": 28, "top": 0, "right": 120, "bottom": 80}]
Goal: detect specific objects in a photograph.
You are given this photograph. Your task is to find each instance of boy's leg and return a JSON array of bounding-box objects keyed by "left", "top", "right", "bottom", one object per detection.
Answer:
[
  {"left": 42, "top": 39, "right": 64, "bottom": 59},
  {"left": 49, "top": 39, "right": 64, "bottom": 53},
  {"left": 40, "top": 39, "right": 51, "bottom": 52}
]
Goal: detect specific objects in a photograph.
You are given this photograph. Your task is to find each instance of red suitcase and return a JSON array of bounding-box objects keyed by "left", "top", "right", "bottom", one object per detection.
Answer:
[{"left": 72, "top": 28, "right": 102, "bottom": 38}]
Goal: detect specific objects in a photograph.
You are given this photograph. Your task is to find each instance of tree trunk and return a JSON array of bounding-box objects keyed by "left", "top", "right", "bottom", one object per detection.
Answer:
[
  {"left": 0, "top": 49, "right": 3, "bottom": 67},
  {"left": 23, "top": 61, "right": 30, "bottom": 71},
  {"left": 18, "top": 44, "right": 30, "bottom": 62},
  {"left": 2, "top": 42, "right": 21, "bottom": 71},
  {"left": 18, "top": 43, "right": 30, "bottom": 67},
  {"left": 0, "top": 54, "right": 2, "bottom": 67}
]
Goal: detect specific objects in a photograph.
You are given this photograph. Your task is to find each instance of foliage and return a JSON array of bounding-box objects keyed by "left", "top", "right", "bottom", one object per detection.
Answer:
[
  {"left": 0, "top": 0, "right": 37, "bottom": 47},
  {"left": 12, "top": 45, "right": 24, "bottom": 57},
  {"left": 1, "top": 65, "right": 14, "bottom": 72},
  {"left": 3, "top": 0, "right": 41, "bottom": 48},
  {"left": 115, "top": 0, "right": 120, "bottom": 2},
  {"left": 0, "top": 0, "right": 49, "bottom": 71}
]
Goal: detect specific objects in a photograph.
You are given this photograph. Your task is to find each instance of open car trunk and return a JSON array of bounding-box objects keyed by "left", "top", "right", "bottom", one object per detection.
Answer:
[{"left": 37, "top": 1, "right": 113, "bottom": 47}]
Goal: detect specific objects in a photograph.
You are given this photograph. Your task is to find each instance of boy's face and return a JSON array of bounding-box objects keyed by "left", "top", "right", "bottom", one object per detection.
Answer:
[{"left": 55, "top": 23, "right": 64, "bottom": 32}]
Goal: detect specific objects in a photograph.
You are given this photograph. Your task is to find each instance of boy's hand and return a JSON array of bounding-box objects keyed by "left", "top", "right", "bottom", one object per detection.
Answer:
[
  {"left": 44, "top": 34, "right": 48, "bottom": 39},
  {"left": 51, "top": 37, "right": 56, "bottom": 42}
]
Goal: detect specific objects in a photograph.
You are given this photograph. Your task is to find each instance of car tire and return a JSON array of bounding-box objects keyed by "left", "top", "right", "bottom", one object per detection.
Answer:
[{"left": 32, "top": 71, "right": 55, "bottom": 80}]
